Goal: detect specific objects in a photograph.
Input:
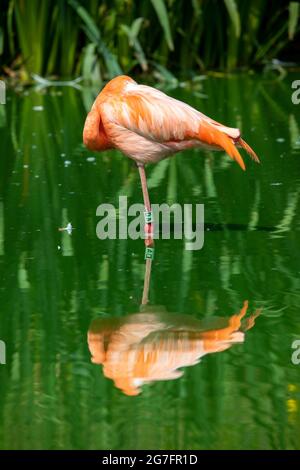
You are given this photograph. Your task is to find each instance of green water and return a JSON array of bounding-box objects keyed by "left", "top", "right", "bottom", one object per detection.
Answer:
[{"left": 0, "top": 73, "right": 300, "bottom": 450}]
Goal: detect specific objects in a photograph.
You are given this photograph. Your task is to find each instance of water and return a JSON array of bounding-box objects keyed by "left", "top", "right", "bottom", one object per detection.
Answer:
[{"left": 0, "top": 73, "right": 300, "bottom": 450}]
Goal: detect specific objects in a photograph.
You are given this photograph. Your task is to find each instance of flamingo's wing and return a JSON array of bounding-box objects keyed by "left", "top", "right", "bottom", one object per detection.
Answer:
[
  {"left": 102, "top": 84, "right": 256, "bottom": 170},
  {"left": 118, "top": 84, "right": 240, "bottom": 142},
  {"left": 106, "top": 85, "right": 202, "bottom": 143}
]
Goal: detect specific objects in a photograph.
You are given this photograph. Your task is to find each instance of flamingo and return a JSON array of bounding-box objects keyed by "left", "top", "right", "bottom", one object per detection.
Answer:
[{"left": 83, "top": 75, "right": 260, "bottom": 246}]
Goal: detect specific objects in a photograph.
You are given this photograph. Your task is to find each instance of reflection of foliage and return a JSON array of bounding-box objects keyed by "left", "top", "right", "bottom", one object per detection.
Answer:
[
  {"left": 0, "top": 0, "right": 299, "bottom": 81},
  {"left": 0, "top": 75, "right": 300, "bottom": 449}
]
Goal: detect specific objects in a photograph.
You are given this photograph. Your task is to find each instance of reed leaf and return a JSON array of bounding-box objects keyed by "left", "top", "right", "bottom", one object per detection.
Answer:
[
  {"left": 150, "top": 0, "right": 174, "bottom": 50},
  {"left": 288, "top": 1, "right": 299, "bottom": 40},
  {"left": 68, "top": 0, "right": 122, "bottom": 78},
  {"left": 224, "top": 0, "right": 241, "bottom": 38},
  {"left": 120, "top": 18, "right": 148, "bottom": 71},
  {"left": 0, "top": 27, "right": 3, "bottom": 55}
]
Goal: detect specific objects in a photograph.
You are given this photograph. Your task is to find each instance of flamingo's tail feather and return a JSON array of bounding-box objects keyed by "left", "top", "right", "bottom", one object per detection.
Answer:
[
  {"left": 198, "top": 121, "right": 246, "bottom": 171},
  {"left": 237, "top": 138, "right": 260, "bottom": 164}
]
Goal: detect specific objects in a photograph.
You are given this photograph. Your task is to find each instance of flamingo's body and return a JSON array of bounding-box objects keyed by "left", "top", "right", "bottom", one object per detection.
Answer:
[
  {"left": 83, "top": 75, "right": 260, "bottom": 244},
  {"left": 83, "top": 75, "right": 259, "bottom": 169}
]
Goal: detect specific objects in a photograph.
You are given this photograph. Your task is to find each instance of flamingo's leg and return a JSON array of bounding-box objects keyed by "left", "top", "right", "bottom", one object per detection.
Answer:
[{"left": 137, "top": 163, "right": 154, "bottom": 247}]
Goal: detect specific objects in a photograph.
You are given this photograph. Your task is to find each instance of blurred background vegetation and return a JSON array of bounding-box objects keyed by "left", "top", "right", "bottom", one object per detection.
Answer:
[{"left": 0, "top": 0, "right": 299, "bottom": 84}]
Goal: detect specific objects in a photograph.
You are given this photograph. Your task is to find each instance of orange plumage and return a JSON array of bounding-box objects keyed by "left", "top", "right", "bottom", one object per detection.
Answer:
[
  {"left": 83, "top": 75, "right": 259, "bottom": 170},
  {"left": 88, "top": 301, "right": 260, "bottom": 396}
]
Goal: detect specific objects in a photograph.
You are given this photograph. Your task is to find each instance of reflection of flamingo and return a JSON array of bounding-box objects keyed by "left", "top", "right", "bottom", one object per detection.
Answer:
[
  {"left": 88, "top": 259, "right": 260, "bottom": 396},
  {"left": 83, "top": 76, "right": 259, "bottom": 246}
]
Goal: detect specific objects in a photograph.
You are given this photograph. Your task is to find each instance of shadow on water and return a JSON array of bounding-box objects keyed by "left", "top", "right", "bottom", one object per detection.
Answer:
[{"left": 0, "top": 73, "right": 300, "bottom": 449}]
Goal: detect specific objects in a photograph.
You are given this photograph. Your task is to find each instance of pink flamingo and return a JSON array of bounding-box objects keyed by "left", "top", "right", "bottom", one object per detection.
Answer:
[{"left": 83, "top": 75, "right": 260, "bottom": 246}]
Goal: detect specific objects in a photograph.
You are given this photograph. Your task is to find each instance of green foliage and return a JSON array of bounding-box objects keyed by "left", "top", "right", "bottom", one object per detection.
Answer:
[
  {"left": 0, "top": 0, "right": 299, "bottom": 82},
  {"left": 150, "top": 0, "right": 174, "bottom": 51},
  {"left": 224, "top": 0, "right": 241, "bottom": 38},
  {"left": 288, "top": 1, "right": 300, "bottom": 40}
]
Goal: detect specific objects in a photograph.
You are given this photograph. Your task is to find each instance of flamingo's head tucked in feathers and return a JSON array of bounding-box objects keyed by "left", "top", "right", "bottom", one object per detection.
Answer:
[{"left": 101, "top": 75, "right": 136, "bottom": 95}]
